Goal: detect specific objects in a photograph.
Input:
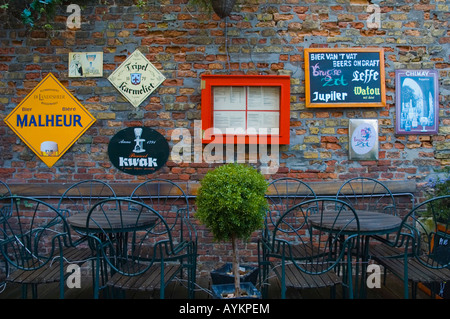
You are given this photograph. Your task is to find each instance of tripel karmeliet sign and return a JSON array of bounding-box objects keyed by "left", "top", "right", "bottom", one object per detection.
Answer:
[
  {"left": 4, "top": 73, "right": 96, "bottom": 167},
  {"left": 108, "top": 49, "right": 166, "bottom": 108}
]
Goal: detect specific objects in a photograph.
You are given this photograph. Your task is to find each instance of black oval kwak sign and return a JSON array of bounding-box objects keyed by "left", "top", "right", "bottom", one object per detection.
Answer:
[{"left": 108, "top": 127, "right": 169, "bottom": 175}]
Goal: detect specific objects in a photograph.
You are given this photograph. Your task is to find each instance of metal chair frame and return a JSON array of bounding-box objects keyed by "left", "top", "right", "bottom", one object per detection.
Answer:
[
  {"left": 57, "top": 180, "right": 117, "bottom": 217},
  {"left": 265, "top": 177, "right": 317, "bottom": 230},
  {"left": 130, "top": 178, "right": 197, "bottom": 296},
  {"left": 336, "top": 177, "right": 397, "bottom": 215},
  {"left": 87, "top": 197, "right": 197, "bottom": 299},
  {"left": 0, "top": 181, "right": 12, "bottom": 290},
  {"left": 0, "top": 195, "right": 90, "bottom": 298},
  {"left": 259, "top": 198, "right": 360, "bottom": 299},
  {"left": 371, "top": 195, "right": 450, "bottom": 299}
]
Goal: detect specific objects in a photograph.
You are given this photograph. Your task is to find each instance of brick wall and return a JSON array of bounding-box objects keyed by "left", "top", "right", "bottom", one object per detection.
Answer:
[{"left": 0, "top": 0, "right": 449, "bottom": 274}]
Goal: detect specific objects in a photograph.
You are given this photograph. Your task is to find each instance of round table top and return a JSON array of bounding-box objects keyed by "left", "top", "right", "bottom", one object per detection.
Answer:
[
  {"left": 308, "top": 210, "right": 402, "bottom": 235},
  {"left": 67, "top": 210, "right": 157, "bottom": 233}
]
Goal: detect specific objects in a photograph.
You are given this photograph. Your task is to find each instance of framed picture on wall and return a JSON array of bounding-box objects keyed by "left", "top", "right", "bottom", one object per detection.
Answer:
[
  {"left": 395, "top": 70, "right": 439, "bottom": 135},
  {"left": 349, "top": 119, "right": 379, "bottom": 161}
]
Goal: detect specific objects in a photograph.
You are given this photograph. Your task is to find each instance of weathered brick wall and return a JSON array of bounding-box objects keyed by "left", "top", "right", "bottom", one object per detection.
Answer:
[{"left": 0, "top": 0, "right": 449, "bottom": 274}]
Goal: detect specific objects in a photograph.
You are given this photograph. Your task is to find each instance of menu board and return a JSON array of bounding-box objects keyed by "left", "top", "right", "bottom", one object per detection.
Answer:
[
  {"left": 212, "top": 86, "right": 280, "bottom": 134},
  {"left": 201, "top": 74, "right": 291, "bottom": 145},
  {"left": 305, "top": 48, "right": 386, "bottom": 108}
]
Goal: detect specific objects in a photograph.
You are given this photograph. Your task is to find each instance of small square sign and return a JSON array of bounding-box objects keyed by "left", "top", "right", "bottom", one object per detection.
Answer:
[
  {"left": 108, "top": 49, "right": 166, "bottom": 108},
  {"left": 68, "top": 52, "right": 103, "bottom": 77}
]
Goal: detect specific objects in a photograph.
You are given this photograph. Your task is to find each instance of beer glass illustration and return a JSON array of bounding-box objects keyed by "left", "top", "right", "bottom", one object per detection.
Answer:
[
  {"left": 133, "top": 128, "right": 145, "bottom": 153},
  {"left": 41, "top": 141, "right": 59, "bottom": 157}
]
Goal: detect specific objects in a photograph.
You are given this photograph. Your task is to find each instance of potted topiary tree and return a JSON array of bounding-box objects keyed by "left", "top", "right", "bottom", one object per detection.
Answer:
[{"left": 196, "top": 163, "right": 268, "bottom": 298}]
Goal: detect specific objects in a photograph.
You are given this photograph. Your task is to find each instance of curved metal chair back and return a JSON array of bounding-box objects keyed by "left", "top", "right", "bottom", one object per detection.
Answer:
[
  {"left": 0, "top": 181, "right": 11, "bottom": 287},
  {"left": 88, "top": 198, "right": 173, "bottom": 272},
  {"left": 265, "top": 177, "right": 317, "bottom": 231},
  {"left": 0, "top": 196, "right": 70, "bottom": 298},
  {"left": 87, "top": 198, "right": 196, "bottom": 298},
  {"left": 371, "top": 195, "right": 450, "bottom": 299},
  {"left": 400, "top": 195, "right": 450, "bottom": 268},
  {"left": 336, "top": 177, "right": 396, "bottom": 215},
  {"left": 0, "top": 181, "right": 12, "bottom": 221},
  {"left": 272, "top": 198, "right": 359, "bottom": 272},
  {"left": 57, "top": 180, "right": 117, "bottom": 217},
  {"left": 130, "top": 179, "right": 191, "bottom": 235}
]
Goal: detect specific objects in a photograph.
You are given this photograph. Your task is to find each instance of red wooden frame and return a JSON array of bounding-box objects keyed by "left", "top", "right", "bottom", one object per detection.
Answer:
[{"left": 201, "top": 74, "right": 290, "bottom": 144}]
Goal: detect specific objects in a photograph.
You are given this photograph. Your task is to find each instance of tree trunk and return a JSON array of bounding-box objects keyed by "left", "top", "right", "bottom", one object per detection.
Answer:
[{"left": 231, "top": 234, "right": 241, "bottom": 297}]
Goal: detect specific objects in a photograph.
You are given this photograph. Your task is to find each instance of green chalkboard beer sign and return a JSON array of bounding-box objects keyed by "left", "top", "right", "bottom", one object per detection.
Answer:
[
  {"left": 108, "top": 127, "right": 169, "bottom": 175},
  {"left": 304, "top": 48, "right": 386, "bottom": 108}
]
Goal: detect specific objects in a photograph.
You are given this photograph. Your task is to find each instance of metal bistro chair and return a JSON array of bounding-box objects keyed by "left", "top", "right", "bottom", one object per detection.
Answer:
[
  {"left": 265, "top": 177, "right": 317, "bottom": 233},
  {"left": 0, "top": 196, "right": 89, "bottom": 298},
  {"left": 130, "top": 179, "right": 197, "bottom": 297},
  {"left": 370, "top": 195, "right": 450, "bottom": 299},
  {"left": 336, "top": 177, "right": 397, "bottom": 296},
  {"left": 261, "top": 178, "right": 317, "bottom": 296},
  {"left": 258, "top": 198, "right": 360, "bottom": 299},
  {"left": 87, "top": 198, "right": 197, "bottom": 299},
  {"left": 57, "top": 180, "right": 116, "bottom": 271},
  {"left": 0, "top": 181, "right": 12, "bottom": 289}
]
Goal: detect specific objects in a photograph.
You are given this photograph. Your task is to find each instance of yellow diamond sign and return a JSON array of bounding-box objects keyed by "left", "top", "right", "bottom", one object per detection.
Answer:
[{"left": 4, "top": 73, "right": 96, "bottom": 168}]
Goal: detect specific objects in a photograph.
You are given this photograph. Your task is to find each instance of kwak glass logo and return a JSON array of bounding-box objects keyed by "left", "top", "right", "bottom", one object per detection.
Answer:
[{"left": 108, "top": 127, "right": 169, "bottom": 176}]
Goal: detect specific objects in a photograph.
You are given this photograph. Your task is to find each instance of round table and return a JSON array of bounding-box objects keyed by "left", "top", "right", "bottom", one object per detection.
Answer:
[{"left": 308, "top": 210, "right": 402, "bottom": 298}]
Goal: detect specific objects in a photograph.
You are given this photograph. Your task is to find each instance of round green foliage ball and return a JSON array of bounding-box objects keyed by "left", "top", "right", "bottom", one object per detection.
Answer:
[{"left": 195, "top": 163, "right": 268, "bottom": 242}]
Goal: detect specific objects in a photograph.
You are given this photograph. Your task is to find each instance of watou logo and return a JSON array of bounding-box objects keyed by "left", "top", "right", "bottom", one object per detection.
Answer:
[{"left": 108, "top": 127, "right": 169, "bottom": 176}]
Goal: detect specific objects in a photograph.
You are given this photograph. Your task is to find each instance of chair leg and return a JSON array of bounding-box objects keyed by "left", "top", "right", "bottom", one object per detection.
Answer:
[
  {"left": 31, "top": 284, "right": 38, "bottom": 299},
  {"left": 280, "top": 266, "right": 286, "bottom": 299},
  {"left": 21, "top": 284, "right": 28, "bottom": 299},
  {"left": 412, "top": 282, "right": 417, "bottom": 299},
  {"left": 403, "top": 278, "right": 409, "bottom": 299},
  {"left": 330, "top": 286, "right": 336, "bottom": 299}
]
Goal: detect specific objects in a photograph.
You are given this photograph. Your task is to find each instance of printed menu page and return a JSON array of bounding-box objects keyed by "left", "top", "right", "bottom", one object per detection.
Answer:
[
  {"left": 247, "top": 86, "right": 280, "bottom": 111},
  {"left": 212, "top": 85, "right": 280, "bottom": 133},
  {"left": 213, "top": 86, "right": 246, "bottom": 110}
]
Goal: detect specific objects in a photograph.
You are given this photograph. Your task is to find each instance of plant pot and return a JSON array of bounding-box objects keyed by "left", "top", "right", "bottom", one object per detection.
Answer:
[
  {"left": 210, "top": 263, "right": 258, "bottom": 286},
  {"left": 211, "top": 0, "right": 237, "bottom": 18},
  {"left": 211, "top": 282, "right": 261, "bottom": 299}
]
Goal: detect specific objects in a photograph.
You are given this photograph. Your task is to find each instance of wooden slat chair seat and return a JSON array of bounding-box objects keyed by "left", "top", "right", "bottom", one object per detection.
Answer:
[
  {"left": 7, "top": 247, "right": 93, "bottom": 287},
  {"left": 58, "top": 246, "right": 93, "bottom": 264},
  {"left": 372, "top": 247, "right": 450, "bottom": 286},
  {"left": 106, "top": 262, "right": 181, "bottom": 292},
  {"left": 5, "top": 246, "right": 93, "bottom": 288},
  {"left": 374, "top": 255, "right": 450, "bottom": 283},
  {"left": 7, "top": 260, "right": 61, "bottom": 285},
  {"left": 273, "top": 263, "right": 342, "bottom": 290}
]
